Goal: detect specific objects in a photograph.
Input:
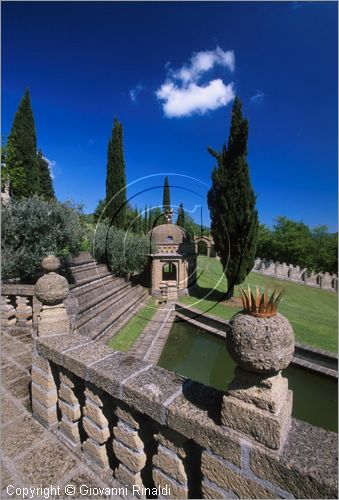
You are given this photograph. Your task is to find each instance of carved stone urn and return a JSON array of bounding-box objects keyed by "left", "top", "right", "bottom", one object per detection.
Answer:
[{"left": 222, "top": 287, "right": 295, "bottom": 450}]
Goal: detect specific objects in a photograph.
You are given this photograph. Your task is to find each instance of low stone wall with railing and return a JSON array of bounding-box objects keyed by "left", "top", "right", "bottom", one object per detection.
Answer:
[
  {"left": 1, "top": 284, "right": 39, "bottom": 330},
  {"left": 253, "top": 258, "right": 338, "bottom": 292},
  {"left": 32, "top": 333, "right": 337, "bottom": 499}
]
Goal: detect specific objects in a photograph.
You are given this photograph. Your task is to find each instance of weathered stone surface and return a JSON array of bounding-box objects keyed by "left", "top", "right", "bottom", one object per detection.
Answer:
[
  {"left": 202, "top": 451, "right": 275, "bottom": 499},
  {"left": 153, "top": 469, "right": 188, "bottom": 499},
  {"left": 35, "top": 272, "right": 69, "bottom": 305},
  {"left": 153, "top": 444, "right": 187, "bottom": 484},
  {"left": 85, "top": 383, "right": 108, "bottom": 407},
  {"left": 167, "top": 382, "right": 242, "bottom": 466},
  {"left": 63, "top": 342, "right": 116, "bottom": 378},
  {"left": 115, "top": 464, "right": 144, "bottom": 491},
  {"left": 59, "top": 416, "right": 80, "bottom": 444},
  {"left": 83, "top": 416, "right": 110, "bottom": 444},
  {"left": 31, "top": 366, "right": 56, "bottom": 392},
  {"left": 114, "top": 421, "right": 144, "bottom": 451},
  {"left": 154, "top": 428, "right": 187, "bottom": 458},
  {"left": 35, "top": 334, "right": 89, "bottom": 365},
  {"left": 227, "top": 313, "right": 295, "bottom": 374},
  {"left": 32, "top": 351, "right": 51, "bottom": 373},
  {"left": 38, "top": 304, "right": 70, "bottom": 336},
  {"left": 83, "top": 400, "right": 109, "bottom": 428},
  {"left": 221, "top": 391, "right": 292, "bottom": 450},
  {"left": 32, "top": 399, "right": 58, "bottom": 428},
  {"left": 59, "top": 370, "right": 76, "bottom": 388},
  {"left": 1, "top": 414, "right": 47, "bottom": 458},
  {"left": 83, "top": 437, "right": 109, "bottom": 468},
  {"left": 113, "top": 439, "right": 146, "bottom": 473},
  {"left": 58, "top": 399, "right": 81, "bottom": 421},
  {"left": 116, "top": 404, "right": 141, "bottom": 429},
  {"left": 202, "top": 480, "right": 238, "bottom": 499},
  {"left": 87, "top": 353, "right": 148, "bottom": 400},
  {"left": 31, "top": 382, "right": 57, "bottom": 406},
  {"left": 227, "top": 368, "right": 289, "bottom": 414},
  {"left": 41, "top": 255, "right": 61, "bottom": 272},
  {"left": 250, "top": 419, "right": 338, "bottom": 499},
  {"left": 59, "top": 383, "right": 79, "bottom": 405},
  {"left": 122, "top": 365, "right": 184, "bottom": 424}
]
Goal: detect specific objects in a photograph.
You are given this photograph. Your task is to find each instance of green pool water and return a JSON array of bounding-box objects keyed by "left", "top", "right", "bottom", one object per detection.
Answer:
[{"left": 158, "top": 320, "right": 338, "bottom": 433}]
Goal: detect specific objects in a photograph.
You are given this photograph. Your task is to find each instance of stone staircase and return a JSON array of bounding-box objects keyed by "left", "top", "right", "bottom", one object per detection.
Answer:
[{"left": 65, "top": 253, "right": 148, "bottom": 341}]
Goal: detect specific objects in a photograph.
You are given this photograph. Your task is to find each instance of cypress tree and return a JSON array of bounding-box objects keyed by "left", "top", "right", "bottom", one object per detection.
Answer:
[
  {"left": 143, "top": 205, "right": 148, "bottom": 233},
  {"left": 6, "top": 89, "right": 40, "bottom": 197},
  {"left": 36, "top": 150, "right": 55, "bottom": 200},
  {"left": 162, "top": 176, "right": 171, "bottom": 212},
  {"left": 207, "top": 97, "right": 258, "bottom": 299},
  {"left": 105, "top": 117, "right": 127, "bottom": 228}
]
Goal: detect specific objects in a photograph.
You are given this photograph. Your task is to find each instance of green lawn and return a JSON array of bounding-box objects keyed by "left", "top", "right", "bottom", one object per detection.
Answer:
[
  {"left": 107, "top": 297, "right": 158, "bottom": 352},
  {"left": 180, "top": 256, "right": 338, "bottom": 352}
]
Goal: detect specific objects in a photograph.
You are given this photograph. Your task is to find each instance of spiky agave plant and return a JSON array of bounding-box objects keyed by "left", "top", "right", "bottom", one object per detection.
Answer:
[{"left": 240, "top": 285, "right": 286, "bottom": 318}]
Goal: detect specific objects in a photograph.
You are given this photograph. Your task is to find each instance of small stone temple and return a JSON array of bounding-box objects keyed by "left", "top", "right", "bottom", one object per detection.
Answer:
[{"left": 148, "top": 210, "right": 197, "bottom": 300}]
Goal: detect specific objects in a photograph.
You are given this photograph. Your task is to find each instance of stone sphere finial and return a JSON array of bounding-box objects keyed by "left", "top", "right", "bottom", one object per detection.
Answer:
[
  {"left": 35, "top": 255, "right": 69, "bottom": 305},
  {"left": 41, "top": 255, "right": 61, "bottom": 273}
]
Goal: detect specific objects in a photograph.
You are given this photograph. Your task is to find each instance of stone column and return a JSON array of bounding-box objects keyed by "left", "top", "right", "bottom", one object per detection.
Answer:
[
  {"left": 82, "top": 384, "right": 111, "bottom": 468},
  {"left": 34, "top": 255, "right": 70, "bottom": 336},
  {"left": 31, "top": 351, "right": 58, "bottom": 428},
  {"left": 58, "top": 369, "right": 82, "bottom": 447},
  {"left": 15, "top": 296, "right": 33, "bottom": 327},
  {"left": 222, "top": 313, "right": 295, "bottom": 450},
  {"left": 113, "top": 405, "right": 146, "bottom": 492},
  {"left": 1, "top": 296, "right": 16, "bottom": 326},
  {"left": 153, "top": 429, "right": 188, "bottom": 499}
]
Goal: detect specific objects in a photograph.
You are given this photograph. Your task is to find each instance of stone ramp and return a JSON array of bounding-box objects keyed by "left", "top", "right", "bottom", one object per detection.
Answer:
[
  {"left": 65, "top": 253, "right": 147, "bottom": 341},
  {"left": 129, "top": 302, "right": 175, "bottom": 364},
  {"left": 1, "top": 326, "right": 126, "bottom": 499}
]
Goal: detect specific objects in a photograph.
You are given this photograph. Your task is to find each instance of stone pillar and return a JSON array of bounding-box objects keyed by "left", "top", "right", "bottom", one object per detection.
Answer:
[
  {"left": 15, "top": 296, "right": 33, "bottom": 327},
  {"left": 222, "top": 313, "right": 295, "bottom": 450},
  {"left": 113, "top": 405, "right": 146, "bottom": 492},
  {"left": 1, "top": 295, "right": 16, "bottom": 326},
  {"left": 153, "top": 429, "right": 188, "bottom": 499},
  {"left": 58, "top": 369, "right": 81, "bottom": 447},
  {"left": 34, "top": 255, "right": 70, "bottom": 336},
  {"left": 82, "top": 384, "right": 111, "bottom": 468},
  {"left": 31, "top": 351, "right": 58, "bottom": 428}
]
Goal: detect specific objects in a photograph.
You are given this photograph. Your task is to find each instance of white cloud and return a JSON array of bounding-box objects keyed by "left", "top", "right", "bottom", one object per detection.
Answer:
[
  {"left": 250, "top": 90, "right": 265, "bottom": 103},
  {"left": 129, "top": 83, "right": 144, "bottom": 102},
  {"left": 43, "top": 156, "right": 56, "bottom": 179},
  {"left": 157, "top": 80, "right": 234, "bottom": 118},
  {"left": 156, "top": 47, "right": 235, "bottom": 118}
]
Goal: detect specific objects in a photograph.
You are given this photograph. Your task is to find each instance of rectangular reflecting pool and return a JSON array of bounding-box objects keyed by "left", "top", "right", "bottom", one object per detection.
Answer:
[{"left": 158, "top": 320, "right": 338, "bottom": 433}]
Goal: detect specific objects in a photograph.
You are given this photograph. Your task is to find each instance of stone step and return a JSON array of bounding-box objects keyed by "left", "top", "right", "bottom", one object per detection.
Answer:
[
  {"left": 81, "top": 287, "right": 146, "bottom": 340},
  {"left": 75, "top": 277, "right": 128, "bottom": 310},
  {"left": 67, "top": 262, "right": 109, "bottom": 283},
  {"left": 77, "top": 284, "right": 137, "bottom": 330},
  {"left": 70, "top": 271, "right": 115, "bottom": 293},
  {"left": 98, "top": 291, "right": 150, "bottom": 343}
]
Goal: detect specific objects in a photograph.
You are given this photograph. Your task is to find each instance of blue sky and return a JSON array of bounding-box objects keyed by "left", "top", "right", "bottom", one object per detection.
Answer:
[{"left": 2, "top": 1, "right": 338, "bottom": 231}]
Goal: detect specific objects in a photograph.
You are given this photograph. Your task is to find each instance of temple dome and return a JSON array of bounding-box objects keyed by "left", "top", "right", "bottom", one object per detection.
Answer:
[{"left": 149, "top": 223, "right": 186, "bottom": 245}]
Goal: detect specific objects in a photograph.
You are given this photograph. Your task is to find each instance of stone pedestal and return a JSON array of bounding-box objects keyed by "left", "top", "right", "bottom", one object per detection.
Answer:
[
  {"left": 222, "top": 368, "right": 292, "bottom": 450},
  {"left": 34, "top": 255, "right": 70, "bottom": 336},
  {"left": 224, "top": 312, "right": 295, "bottom": 451}
]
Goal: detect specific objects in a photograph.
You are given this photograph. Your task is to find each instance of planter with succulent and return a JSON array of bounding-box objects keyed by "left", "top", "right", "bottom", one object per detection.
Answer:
[{"left": 222, "top": 286, "right": 295, "bottom": 450}]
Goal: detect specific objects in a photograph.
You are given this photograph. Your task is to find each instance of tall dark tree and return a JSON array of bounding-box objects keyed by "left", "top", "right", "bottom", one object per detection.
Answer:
[
  {"left": 36, "top": 150, "right": 55, "bottom": 200},
  {"left": 6, "top": 89, "right": 40, "bottom": 197},
  {"left": 105, "top": 117, "right": 127, "bottom": 228},
  {"left": 177, "top": 203, "right": 185, "bottom": 228},
  {"left": 143, "top": 205, "right": 148, "bottom": 233},
  {"left": 162, "top": 176, "right": 171, "bottom": 213},
  {"left": 207, "top": 97, "right": 258, "bottom": 299}
]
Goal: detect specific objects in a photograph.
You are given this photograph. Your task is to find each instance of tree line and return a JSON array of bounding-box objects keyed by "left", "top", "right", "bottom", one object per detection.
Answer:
[{"left": 257, "top": 217, "right": 338, "bottom": 275}]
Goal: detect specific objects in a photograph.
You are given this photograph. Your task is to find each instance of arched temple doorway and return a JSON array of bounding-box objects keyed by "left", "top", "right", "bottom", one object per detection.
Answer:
[
  {"left": 197, "top": 240, "right": 208, "bottom": 256},
  {"left": 162, "top": 262, "right": 177, "bottom": 281}
]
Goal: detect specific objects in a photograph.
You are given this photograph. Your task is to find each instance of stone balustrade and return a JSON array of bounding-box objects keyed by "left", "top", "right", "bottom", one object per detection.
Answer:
[
  {"left": 253, "top": 258, "right": 338, "bottom": 292},
  {"left": 1, "top": 284, "right": 39, "bottom": 329},
  {"left": 32, "top": 333, "right": 338, "bottom": 499}
]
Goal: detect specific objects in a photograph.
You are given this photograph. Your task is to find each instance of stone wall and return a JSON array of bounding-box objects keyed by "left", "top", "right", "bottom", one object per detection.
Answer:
[
  {"left": 32, "top": 333, "right": 337, "bottom": 499},
  {"left": 253, "top": 258, "right": 338, "bottom": 292}
]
